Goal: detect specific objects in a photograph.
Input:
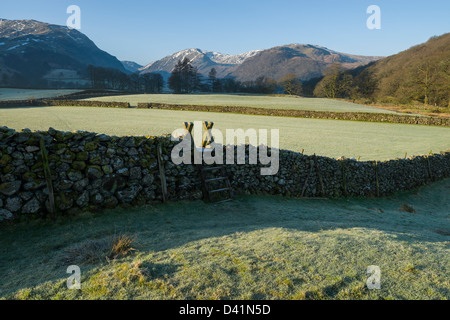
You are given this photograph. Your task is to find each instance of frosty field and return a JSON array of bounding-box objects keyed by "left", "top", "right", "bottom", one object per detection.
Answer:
[
  {"left": 0, "top": 106, "right": 448, "bottom": 161},
  {"left": 86, "top": 93, "right": 400, "bottom": 114},
  {"left": 0, "top": 88, "right": 82, "bottom": 101}
]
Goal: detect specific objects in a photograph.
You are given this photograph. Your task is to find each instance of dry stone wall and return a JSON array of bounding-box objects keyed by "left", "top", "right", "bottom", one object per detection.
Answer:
[{"left": 0, "top": 126, "right": 449, "bottom": 224}]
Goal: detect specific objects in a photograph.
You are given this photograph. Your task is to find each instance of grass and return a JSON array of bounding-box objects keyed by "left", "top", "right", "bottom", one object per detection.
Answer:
[
  {"left": 1, "top": 106, "right": 449, "bottom": 161},
  {"left": 0, "top": 178, "right": 449, "bottom": 300},
  {"left": 0, "top": 88, "right": 82, "bottom": 101},
  {"left": 85, "top": 93, "right": 401, "bottom": 114}
]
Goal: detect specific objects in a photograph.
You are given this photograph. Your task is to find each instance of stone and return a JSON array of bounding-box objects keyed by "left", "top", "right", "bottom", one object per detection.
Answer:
[
  {"left": 25, "top": 146, "right": 40, "bottom": 153},
  {"left": 87, "top": 166, "right": 103, "bottom": 179},
  {"left": 6, "top": 197, "right": 22, "bottom": 213},
  {"left": 72, "top": 161, "right": 87, "bottom": 171},
  {"left": 76, "top": 191, "right": 90, "bottom": 207},
  {"left": 92, "top": 193, "right": 104, "bottom": 205},
  {"left": 74, "top": 178, "right": 89, "bottom": 192},
  {"left": 111, "top": 158, "right": 124, "bottom": 170},
  {"left": 67, "top": 170, "right": 84, "bottom": 182},
  {"left": 116, "top": 185, "right": 142, "bottom": 204},
  {"left": 0, "top": 181, "right": 21, "bottom": 196},
  {"left": 0, "top": 209, "right": 13, "bottom": 221},
  {"left": 129, "top": 167, "right": 142, "bottom": 180},
  {"left": 24, "top": 181, "right": 46, "bottom": 191},
  {"left": 106, "top": 148, "right": 116, "bottom": 157},
  {"left": 22, "top": 198, "right": 41, "bottom": 214},
  {"left": 57, "top": 180, "right": 74, "bottom": 191},
  {"left": 117, "top": 168, "right": 129, "bottom": 177},
  {"left": 104, "top": 196, "right": 119, "bottom": 209},
  {"left": 128, "top": 148, "right": 139, "bottom": 156},
  {"left": 142, "top": 174, "right": 155, "bottom": 186},
  {"left": 102, "top": 165, "right": 113, "bottom": 175},
  {"left": 19, "top": 192, "right": 34, "bottom": 202},
  {"left": 84, "top": 141, "right": 99, "bottom": 151},
  {"left": 97, "top": 134, "right": 111, "bottom": 142}
]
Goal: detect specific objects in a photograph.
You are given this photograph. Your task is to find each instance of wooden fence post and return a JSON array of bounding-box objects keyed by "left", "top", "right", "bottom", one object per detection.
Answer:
[
  {"left": 157, "top": 142, "right": 168, "bottom": 203},
  {"left": 40, "top": 135, "right": 56, "bottom": 220}
]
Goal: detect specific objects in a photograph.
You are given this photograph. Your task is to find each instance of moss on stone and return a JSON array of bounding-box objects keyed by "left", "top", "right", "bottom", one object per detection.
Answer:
[
  {"left": 72, "top": 161, "right": 87, "bottom": 171},
  {"left": 76, "top": 151, "right": 89, "bottom": 161},
  {"left": 84, "top": 141, "right": 99, "bottom": 151}
]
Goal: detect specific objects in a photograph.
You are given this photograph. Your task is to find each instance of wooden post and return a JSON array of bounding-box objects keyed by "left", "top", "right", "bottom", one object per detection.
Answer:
[
  {"left": 301, "top": 156, "right": 315, "bottom": 198},
  {"left": 341, "top": 161, "right": 348, "bottom": 197},
  {"left": 157, "top": 143, "right": 168, "bottom": 203},
  {"left": 426, "top": 156, "right": 433, "bottom": 182},
  {"left": 375, "top": 161, "right": 379, "bottom": 197},
  {"left": 40, "top": 135, "right": 56, "bottom": 220},
  {"left": 202, "top": 121, "right": 214, "bottom": 148},
  {"left": 314, "top": 154, "right": 325, "bottom": 197}
]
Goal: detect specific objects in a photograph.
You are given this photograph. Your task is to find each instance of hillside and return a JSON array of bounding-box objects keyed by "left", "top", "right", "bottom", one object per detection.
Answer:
[
  {"left": 0, "top": 19, "right": 127, "bottom": 87},
  {"left": 363, "top": 33, "right": 450, "bottom": 106}
]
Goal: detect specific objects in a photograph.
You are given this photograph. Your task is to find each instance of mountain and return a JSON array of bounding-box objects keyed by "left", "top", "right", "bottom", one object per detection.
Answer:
[
  {"left": 231, "top": 44, "right": 382, "bottom": 81},
  {"left": 121, "top": 60, "right": 143, "bottom": 73},
  {"left": 140, "top": 48, "right": 262, "bottom": 80},
  {"left": 140, "top": 45, "right": 382, "bottom": 82},
  {"left": 0, "top": 19, "right": 127, "bottom": 87}
]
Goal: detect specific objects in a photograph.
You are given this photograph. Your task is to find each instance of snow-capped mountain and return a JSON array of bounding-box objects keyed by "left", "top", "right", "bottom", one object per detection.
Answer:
[
  {"left": 140, "top": 45, "right": 382, "bottom": 82},
  {"left": 0, "top": 19, "right": 126, "bottom": 86},
  {"left": 140, "top": 48, "right": 263, "bottom": 79}
]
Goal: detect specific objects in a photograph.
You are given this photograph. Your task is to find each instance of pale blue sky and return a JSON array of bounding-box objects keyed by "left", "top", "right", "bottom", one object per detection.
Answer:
[{"left": 1, "top": 0, "right": 449, "bottom": 65}]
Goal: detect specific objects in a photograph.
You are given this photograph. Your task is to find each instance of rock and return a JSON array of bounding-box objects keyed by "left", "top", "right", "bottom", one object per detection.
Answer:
[
  {"left": 84, "top": 141, "right": 99, "bottom": 151},
  {"left": 111, "top": 158, "right": 124, "bottom": 170},
  {"left": 117, "top": 168, "right": 129, "bottom": 177},
  {"left": 57, "top": 180, "right": 74, "bottom": 191},
  {"left": 76, "top": 151, "right": 89, "bottom": 161},
  {"left": 106, "top": 148, "right": 116, "bottom": 157},
  {"left": 92, "top": 193, "right": 104, "bottom": 205},
  {"left": 19, "top": 192, "right": 34, "bottom": 202},
  {"left": 0, "top": 198, "right": 3, "bottom": 207},
  {"left": 24, "top": 181, "right": 46, "bottom": 191},
  {"left": 102, "top": 165, "right": 113, "bottom": 175},
  {"left": 97, "top": 134, "right": 111, "bottom": 142},
  {"left": 0, "top": 181, "right": 21, "bottom": 196},
  {"left": 6, "top": 197, "right": 22, "bottom": 213},
  {"left": 104, "top": 196, "right": 119, "bottom": 209},
  {"left": 116, "top": 185, "right": 142, "bottom": 204},
  {"left": 56, "top": 163, "right": 71, "bottom": 174},
  {"left": 87, "top": 166, "right": 103, "bottom": 179},
  {"left": 129, "top": 167, "right": 142, "bottom": 180},
  {"left": 128, "top": 148, "right": 139, "bottom": 156},
  {"left": 76, "top": 191, "right": 90, "bottom": 207},
  {"left": 25, "top": 146, "right": 40, "bottom": 153},
  {"left": 1, "top": 173, "right": 15, "bottom": 183},
  {"left": 73, "top": 178, "right": 89, "bottom": 192},
  {"left": 72, "top": 161, "right": 86, "bottom": 171},
  {"left": 0, "top": 209, "right": 13, "bottom": 221},
  {"left": 67, "top": 170, "right": 84, "bottom": 182},
  {"left": 22, "top": 198, "right": 41, "bottom": 214}
]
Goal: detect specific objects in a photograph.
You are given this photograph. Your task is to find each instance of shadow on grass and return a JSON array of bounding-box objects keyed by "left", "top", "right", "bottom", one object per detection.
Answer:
[{"left": 0, "top": 178, "right": 449, "bottom": 298}]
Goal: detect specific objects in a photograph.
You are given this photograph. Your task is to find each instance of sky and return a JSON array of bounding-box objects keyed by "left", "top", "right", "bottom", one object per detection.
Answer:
[{"left": 0, "top": 0, "right": 449, "bottom": 66}]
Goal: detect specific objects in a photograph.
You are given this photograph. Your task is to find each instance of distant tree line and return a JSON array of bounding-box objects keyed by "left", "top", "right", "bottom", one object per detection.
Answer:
[
  {"left": 88, "top": 65, "right": 164, "bottom": 93},
  {"left": 168, "top": 58, "right": 302, "bottom": 95}
]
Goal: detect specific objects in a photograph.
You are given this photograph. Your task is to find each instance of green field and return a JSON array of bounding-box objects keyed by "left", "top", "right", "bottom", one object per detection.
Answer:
[
  {"left": 86, "top": 94, "right": 401, "bottom": 114},
  {"left": 1, "top": 179, "right": 449, "bottom": 300},
  {"left": 1, "top": 106, "right": 448, "bottom": 161},
  {"left": 0, "top": 88, "right": 82, "bottom": 101}
]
